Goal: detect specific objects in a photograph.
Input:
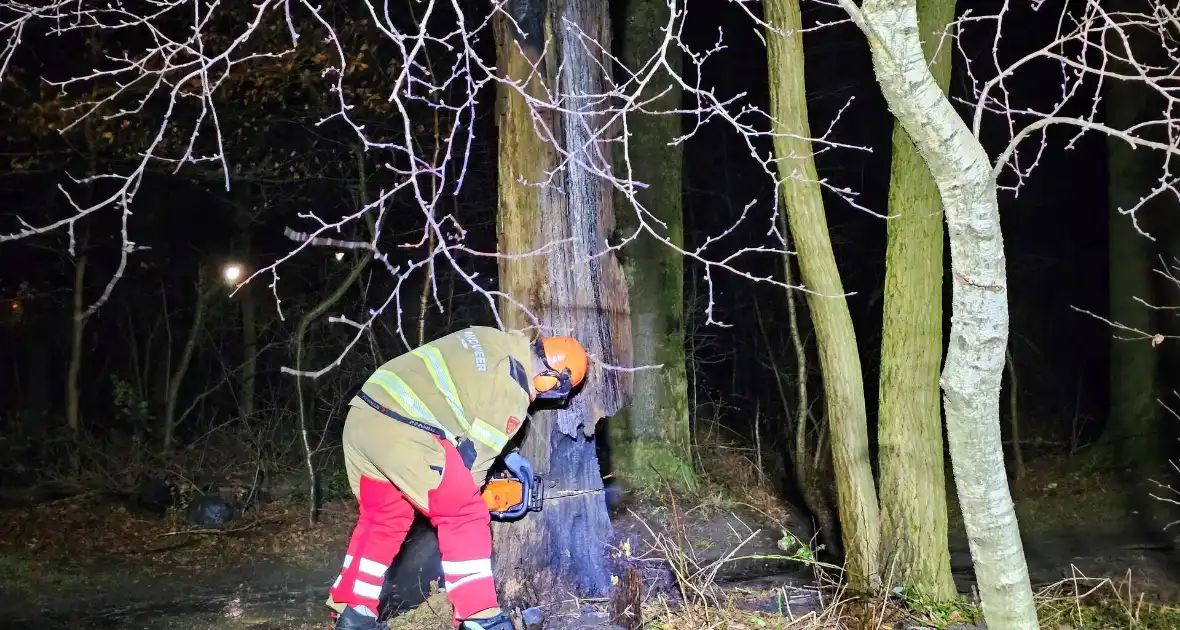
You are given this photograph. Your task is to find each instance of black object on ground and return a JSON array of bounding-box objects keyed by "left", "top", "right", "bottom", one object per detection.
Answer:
[
  {"left": 185, "top": 495, "right": 234, "bottom": 527},
  {"left": 134, "top": 478, "right": 175, "bottom": 519},
  {"left": 378, "top": 514, "right": 444, "bottom": 620}
]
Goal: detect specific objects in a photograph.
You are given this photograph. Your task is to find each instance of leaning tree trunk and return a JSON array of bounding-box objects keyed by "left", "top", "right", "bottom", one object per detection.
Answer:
[
  {"left": 66, "top": 243, "right": 88, "bottom": 438},
  {"left": 492, "top": 0, "right": 632, "bottom": 610},
  {"left": 876, "top": 0, "right": 957, "bottom": 603},
  {"left": 609, "top": 0, "right": 695, "bottom": 494},
  {"left": 162, "top": 266, "right": 215, "bottom": 454},
  {"left": 291, "top": 145, "right": 373, "bottom": 524},
  {"left": 847, "top": 0, "right": 1037, "bottom": 627},
  {"left": 763, "top": 0, "right": 881, "bottom": 591}
]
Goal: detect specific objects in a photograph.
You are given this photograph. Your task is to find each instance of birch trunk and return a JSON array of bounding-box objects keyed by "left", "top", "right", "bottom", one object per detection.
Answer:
[
  {"left": 763, "top": 0, "right": 881, "bottom": 590},
  {"left": 876, "top": 0, "right": 956, "bottom": 602},
  {"left": 847, "top": 0, "right": 1037, "bottom": 627}
]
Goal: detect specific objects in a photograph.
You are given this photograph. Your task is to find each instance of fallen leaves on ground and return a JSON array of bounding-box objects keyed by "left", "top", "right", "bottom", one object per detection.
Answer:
[{"left": 1, "top": 494, "right": 357, "bottom": 583}]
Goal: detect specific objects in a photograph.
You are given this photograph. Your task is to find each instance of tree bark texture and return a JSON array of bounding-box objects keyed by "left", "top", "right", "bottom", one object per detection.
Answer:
[
  {"left": 609, "top": 0, "right": 694, "bottom": 493},
  {"left": 492, "top": 0, "right": 633, "bottom": 610},
  {"left": 763, "top": 0, "right": 881, "bottom": 591},
  {"left": 851, "top": 0, "right": 1037, "bottom": 627},
  {"left": 875, "top": 0, "right": 956, "bottom": 603}
]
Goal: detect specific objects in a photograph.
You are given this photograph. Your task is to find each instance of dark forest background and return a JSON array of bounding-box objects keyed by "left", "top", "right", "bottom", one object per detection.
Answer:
[{"left": 0, "top": 0, "right": 1169, "bottom": 524}]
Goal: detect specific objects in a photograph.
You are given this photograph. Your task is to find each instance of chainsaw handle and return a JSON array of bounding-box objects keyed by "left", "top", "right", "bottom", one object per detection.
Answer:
[
  {"left": 503, "top": 451, "right": 532, "bottom": 481},
  {"left": 493, "top": 500, "right": 528, "bottom": 520}
]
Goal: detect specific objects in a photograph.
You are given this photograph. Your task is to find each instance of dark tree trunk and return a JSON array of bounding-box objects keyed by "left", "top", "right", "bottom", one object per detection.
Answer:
[
  {"left": 492, "top": 0, "right": 632, "bottom": 610},
  {"left": 609, "top": 0, "right": 695, "bottom": 494},
  {"left": 1099, "top": 0, "right": 1165, "bottom": 471}
]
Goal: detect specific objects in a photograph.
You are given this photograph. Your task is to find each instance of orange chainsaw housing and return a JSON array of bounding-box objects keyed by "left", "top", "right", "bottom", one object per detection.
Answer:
[{"left": 482, "top": 477, "right": 525, "bottom": 513}]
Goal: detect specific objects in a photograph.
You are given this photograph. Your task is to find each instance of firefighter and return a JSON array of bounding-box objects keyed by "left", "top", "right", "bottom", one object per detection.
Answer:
[{"left": 326, "top": 325, "right": 589, "bottom": 630}]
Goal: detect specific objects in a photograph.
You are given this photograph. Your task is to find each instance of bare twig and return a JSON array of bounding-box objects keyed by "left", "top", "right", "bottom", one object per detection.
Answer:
[
  {"left": 1, "top": 0, "right": 869, "bottom": 381},
  {"left": 157, "top": 516, "right": 280, "bottom": 537}
]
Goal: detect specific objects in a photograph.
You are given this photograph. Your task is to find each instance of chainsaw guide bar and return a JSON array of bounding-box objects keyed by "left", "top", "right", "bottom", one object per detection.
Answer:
[{"left": 482, "top": 471, "right": 606, "bottom": 521}]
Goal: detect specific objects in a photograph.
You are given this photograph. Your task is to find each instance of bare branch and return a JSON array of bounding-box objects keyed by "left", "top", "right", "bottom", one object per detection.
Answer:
[{"left": 1, "top": 0, "right": 873, "bottom": 378}]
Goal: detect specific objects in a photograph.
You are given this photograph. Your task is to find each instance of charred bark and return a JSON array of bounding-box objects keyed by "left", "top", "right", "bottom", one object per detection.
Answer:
[{"left": 492, "top": 0, "right": 632, "bottom": 610}]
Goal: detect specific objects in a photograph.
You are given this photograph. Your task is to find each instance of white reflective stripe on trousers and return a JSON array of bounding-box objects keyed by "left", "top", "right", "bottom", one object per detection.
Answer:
[
  {"left": 358, "top": 557, "right": 389, "bottom": 578},
  {"left": 352, "top": 578, "right": 382, "bottom": 600},
  {"left": 441, "top": 558, "right": 493, "bottom": 592},
  {"left": 441, "top": 558, "right": 492, "bottom": 575}
]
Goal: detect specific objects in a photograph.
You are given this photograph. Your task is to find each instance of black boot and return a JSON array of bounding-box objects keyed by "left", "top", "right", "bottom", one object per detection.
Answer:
[
  {"left": 458, "top": 612, "right": 515, "bottom": 630},
  {"left": 334, "top": 606, "right": 387, "bottom": 630}
]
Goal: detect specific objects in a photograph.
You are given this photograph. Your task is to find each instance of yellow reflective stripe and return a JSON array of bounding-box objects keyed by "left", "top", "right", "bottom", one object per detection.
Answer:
[
  {"left": 469, "top": 418, "right": 509, "bottom": 451},
  {"left": 411, "top": 346, "right": 472, "bottom": 433},
  {"left": 367, "top": 370, "right": 456, "bottom": 442}
]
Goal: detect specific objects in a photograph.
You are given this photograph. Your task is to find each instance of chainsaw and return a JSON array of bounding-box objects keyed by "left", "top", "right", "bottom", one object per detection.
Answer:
[{"left": 481, "top": 451, "right": 545, "bottom": 521}]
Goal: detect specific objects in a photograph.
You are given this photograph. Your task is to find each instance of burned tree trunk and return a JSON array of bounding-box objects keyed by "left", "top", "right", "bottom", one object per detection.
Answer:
[{"left": 492, "top": 0, "right": 632, "bottom": 610}]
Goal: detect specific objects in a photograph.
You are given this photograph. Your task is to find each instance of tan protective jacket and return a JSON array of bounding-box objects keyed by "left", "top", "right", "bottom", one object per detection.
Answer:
[{"left": 342, "top": 326, "right": 537, "bottom": 511}]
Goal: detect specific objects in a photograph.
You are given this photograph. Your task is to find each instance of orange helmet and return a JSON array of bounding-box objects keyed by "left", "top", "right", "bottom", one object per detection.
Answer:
[{"left": 534, "top": 336, "right": 588, "bottom": 397}]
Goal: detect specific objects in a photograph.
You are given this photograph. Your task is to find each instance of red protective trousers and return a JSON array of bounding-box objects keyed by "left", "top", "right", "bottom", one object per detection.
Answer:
[{"left": 328, "top": 437, "right": 498, "bottom": 624}]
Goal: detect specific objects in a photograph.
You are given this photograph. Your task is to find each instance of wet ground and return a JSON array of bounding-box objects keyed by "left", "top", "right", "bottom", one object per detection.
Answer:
[{"left": 4, "top": 465, "right": 1180, "bottom": 630}]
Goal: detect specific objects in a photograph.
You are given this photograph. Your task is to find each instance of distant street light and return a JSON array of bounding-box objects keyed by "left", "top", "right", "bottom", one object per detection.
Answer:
[{"left": 222, "top": 263, "right": 243, "bottom": 285}]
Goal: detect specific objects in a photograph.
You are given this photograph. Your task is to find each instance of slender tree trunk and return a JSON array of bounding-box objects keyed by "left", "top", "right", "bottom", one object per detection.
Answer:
[
  {"left": 610, "top": 0, "right": 694, "bottom": 494},
  {"left": 875, "top": 0, "right": 956, "bottom": 603},
  {"left": 293, "top": 145, "right": 373, "bottom": 524},
  {"left": 66, "top": 72, "right": 100, "bottom": 448},
  {"left": 294, "top": 250, "right": 370, "bottom": 524},
  {"left": 230, "top": 222, "right": 258, "bottom": 421},
  {"left": 778, "top": 221, "right": 839, "bottom": 557},
  {"left": 763, "top": 0, "right": 881, "bottom": 590},
  {"left": 241, "top": 273, "right": 257, "bottom": 419},
  {"left": 492, "top": 0, "right": 632, "bottom": 609},
  {"left": 686, "top": 210, "right": 701, "bottom": 472},
  {"left": 847, "top": 0, "right": 1037, "bottom": 627},
  {"left": 162, "top": 267, "right": 214, "bottom": 453},
  {"left": 1005, "top": 348, "right": 1025, "bottom": 480},
  {"left": 66, "top": 244, "right": 88, "bottom": 438}
]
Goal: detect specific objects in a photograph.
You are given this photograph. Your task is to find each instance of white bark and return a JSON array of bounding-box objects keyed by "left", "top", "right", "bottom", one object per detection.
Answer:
[{"left": 841, "top": 0, "right": 1038, "bottom": 628}]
